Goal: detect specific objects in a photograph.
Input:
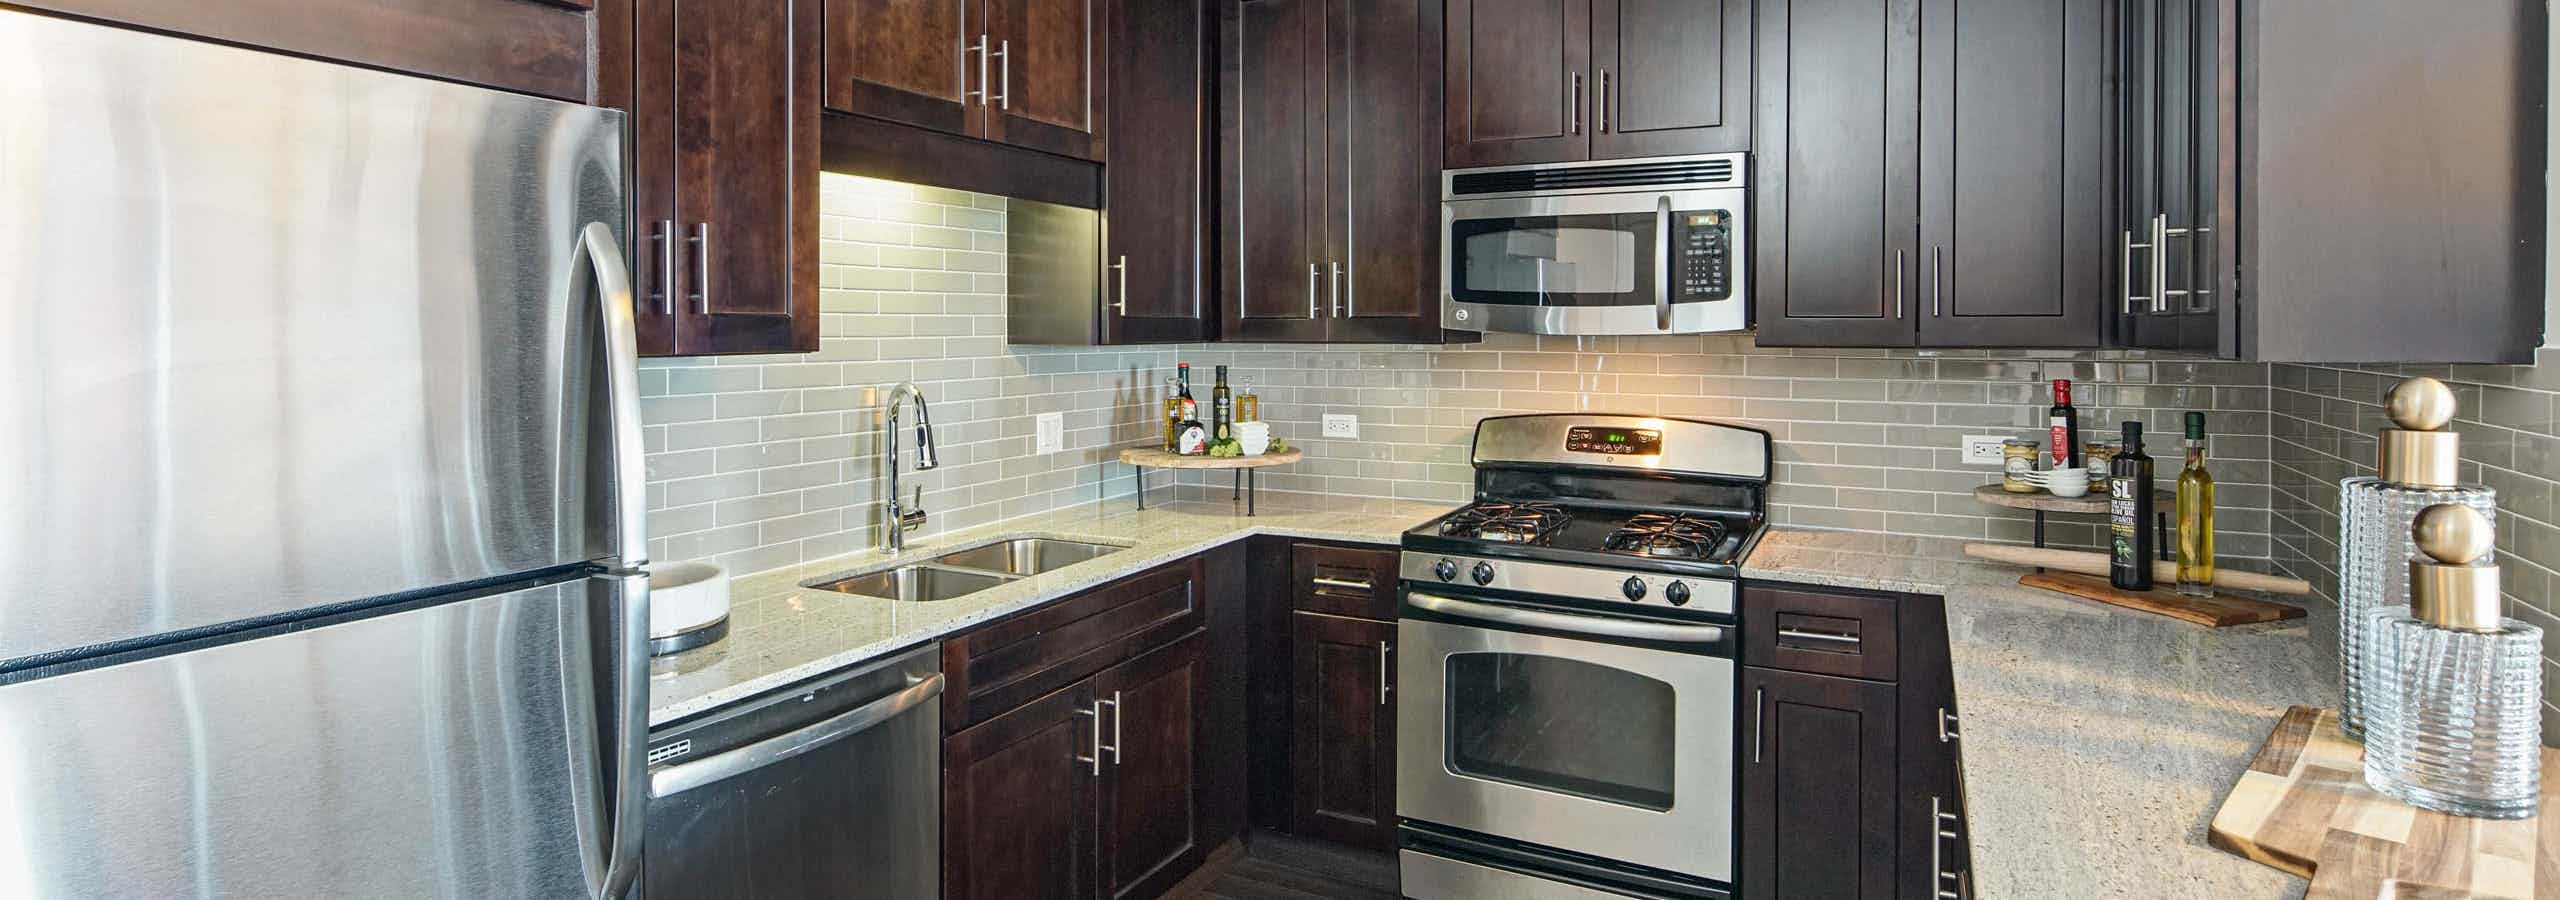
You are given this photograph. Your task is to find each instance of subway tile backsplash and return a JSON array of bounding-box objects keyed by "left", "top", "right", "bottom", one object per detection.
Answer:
[{"left": 637, "top": 173, "right": 2276, "bottom": 578}]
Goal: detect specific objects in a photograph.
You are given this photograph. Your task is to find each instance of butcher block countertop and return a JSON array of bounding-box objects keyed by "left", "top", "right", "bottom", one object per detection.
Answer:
[{"left": 1744, "top": 529, "right": 2332, "bottom": 899}]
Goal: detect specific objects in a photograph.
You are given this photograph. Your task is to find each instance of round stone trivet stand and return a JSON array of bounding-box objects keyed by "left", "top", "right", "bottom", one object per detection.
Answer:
[
  {"left": 1118, "top": 447, "right": 1304, "bottom": 516},
  {"left": 1970, "top": 483, "right": 2175, "bottom": 572}
]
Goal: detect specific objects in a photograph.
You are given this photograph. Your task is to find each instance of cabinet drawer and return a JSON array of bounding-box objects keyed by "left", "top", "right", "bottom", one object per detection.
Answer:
[
  {"left": 941, "top": 557, "right": 1205, "bottom": 731},
  {"left": 1290, "top": 542, "right": 1399, "bottom": 620},
  {"left": 1742, "top": 583, "right": 1899, "bottom": 682}
]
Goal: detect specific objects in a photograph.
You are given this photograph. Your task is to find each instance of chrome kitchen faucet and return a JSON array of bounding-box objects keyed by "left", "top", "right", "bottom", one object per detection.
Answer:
[{"left": 881, "top": 382, "right": 938, "bottom": 553}]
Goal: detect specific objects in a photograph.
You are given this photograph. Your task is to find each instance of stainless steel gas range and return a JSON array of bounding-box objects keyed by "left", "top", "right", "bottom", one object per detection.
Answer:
[{"left": 1396, "top": 414, "right": 1769, "bottom": 900}]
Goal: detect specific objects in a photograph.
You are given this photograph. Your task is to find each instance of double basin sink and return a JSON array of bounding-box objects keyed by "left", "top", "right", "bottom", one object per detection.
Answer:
[{"left": 808, "top": 537, "right": 1124, "bottom": 602}]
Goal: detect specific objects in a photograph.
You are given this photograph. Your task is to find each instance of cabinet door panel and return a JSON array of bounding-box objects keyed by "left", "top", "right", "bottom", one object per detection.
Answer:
[
  {"left": 1917, "top": 0, "right": 2105, "bottom": 347},
  {"left": 1220, "top": 0, "right": 1329, "bottom": 341},
  {"left": 1102, "top": 0, "right": 1211, "bottom": 342},
  {"left": 1442, "top": 0, "right": 1588, "bottom": 167},
  {"left": 1287, "top": 613, "right": 1395, "bottom": 850},
  {"left": 824, "top": 0, "right": 977, "bottom": 134},
  {"left": 1752, "top": 0, "right": 1920, "bottom": 347},
  {"left": 1323, "top": 0, "right": 1441, "bottom": 341},
  {"left": 1094, "top": 634, "right": 1209, "bottom": 900},
  {"left": 944, "top": 684, "right": 1098, "bottom": 900},
  {"left": 671, "top": 0, "right": 820, "bottom": 354},
  {"left": 989, "top": 0, "right": 1106, "bottom": 159},
  {"left": 1590, "top": 0, "right": 1751, "bottom": 158},
  {"left": 1740, "top": 667, "right": 1898, "bottom": 900}
]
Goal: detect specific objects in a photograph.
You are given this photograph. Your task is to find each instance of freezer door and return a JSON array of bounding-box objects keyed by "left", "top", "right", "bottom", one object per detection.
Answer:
[
  {"left": 0, "top": 11, "right": 629, "bottom": 664},
  {"left": 0, "top": 575, "right": 627, "bottom": 899}
]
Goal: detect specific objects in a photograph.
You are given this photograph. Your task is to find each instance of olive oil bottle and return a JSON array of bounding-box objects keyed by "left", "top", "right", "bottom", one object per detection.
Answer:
[
  {"left": 2108, "top": 422, "right": 2156, "bottom": 591},
  {"left": 2175, "top": 412, "right": 2216, "bottom": 597}
]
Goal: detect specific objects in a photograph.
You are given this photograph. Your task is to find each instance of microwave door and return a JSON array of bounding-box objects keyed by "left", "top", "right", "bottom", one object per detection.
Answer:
[{"left": 1442, "top": 189, "right": 1746, "bottom": 336}]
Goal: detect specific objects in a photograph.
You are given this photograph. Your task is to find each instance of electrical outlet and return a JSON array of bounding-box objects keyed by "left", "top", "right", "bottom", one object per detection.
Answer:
[
  {"left": 1322, "top": 414, "right": 1359, "bottom": 439},
  {"left": 1035, "top": 412, "right": 1063, "bottom": 454},
  {"left": 1961, "top": 434, "right": 2012, "bottom": 466}
]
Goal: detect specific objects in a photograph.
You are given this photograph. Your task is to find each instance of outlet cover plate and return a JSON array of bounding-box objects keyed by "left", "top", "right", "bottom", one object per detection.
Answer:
[
  {"left": 1962, "top": 434, "right": 2010, "bottom": 466},
  {"left": 1035, "top": 412, "right": 1063, "bottom": 454},
  {"left": 1322, "top": 414, "right": 1359, "bottom": 439}
]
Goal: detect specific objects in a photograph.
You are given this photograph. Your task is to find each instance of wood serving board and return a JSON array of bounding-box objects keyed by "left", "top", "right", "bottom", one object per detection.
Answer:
[
  {"left": 2018, "top": 572, "right": 2305, "bottom": 627},
  {"left": 1118, "top": 446, "right": 1302, "bottom": 469},
  {"left": 2209, "top": 706, "right": 2560, "bottom": 899}
]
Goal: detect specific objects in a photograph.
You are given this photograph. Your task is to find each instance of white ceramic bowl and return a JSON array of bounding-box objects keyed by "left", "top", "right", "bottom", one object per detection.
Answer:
[
  {"left": 649, "top": 561, "right": 730, "bottom": 654},
  {"left": 1234, "top": 421, "right": 1271, "bottom": 455}
]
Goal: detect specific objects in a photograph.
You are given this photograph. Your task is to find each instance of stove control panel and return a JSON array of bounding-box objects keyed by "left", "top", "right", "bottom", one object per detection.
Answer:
[
  {"left": 1401, "top": 552, "right": 1736, "bottom": 615},
  {"left": 1564, "top": 425, "right": 1662, "bottom": 457}
]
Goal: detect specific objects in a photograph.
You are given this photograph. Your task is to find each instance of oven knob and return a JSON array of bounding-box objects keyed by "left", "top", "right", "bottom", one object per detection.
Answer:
[
  {"left": 1434, "top": 558, "right": 1459, "bottom": 582},
  {"left": 1471, "top": 561, "right": 1496, "bottom": 586},
  {"left": 1621, "top": 576, "right": 1647, "bottom": 601},
  {"left": 1666, "top": 581, "right": 1693, "bottom": 607}
]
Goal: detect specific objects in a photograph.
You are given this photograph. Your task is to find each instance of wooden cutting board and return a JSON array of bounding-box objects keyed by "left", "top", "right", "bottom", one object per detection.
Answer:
[
  {"left": 2018, "top": 571, "right": 2306, "bottom": 627},
  {"left": 2208, "top": 706, "right": 2560, "bottom": 899}
]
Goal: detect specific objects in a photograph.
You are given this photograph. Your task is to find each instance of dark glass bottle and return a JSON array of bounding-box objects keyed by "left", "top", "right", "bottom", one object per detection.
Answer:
[
  {"left": 2109, "top": 421, "right": 2157, "bottom": 591},
  {"left": 1176, "top": 363, "right": 1198, "bottom": 423},
  {"left": 2048, "top": 379, "right": 2083, "bottom": 468},
  {"left": 1213, "top": 365, "right": 1233, "bottom": 441}
]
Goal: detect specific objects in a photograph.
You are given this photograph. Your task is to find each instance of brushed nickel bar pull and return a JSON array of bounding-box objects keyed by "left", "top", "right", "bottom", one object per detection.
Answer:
[
  {"left": 1329, "top": 260, "right": 1342, "bottom": 317},
  {"left": 1099, "top": 692, "right": 1122, "bottom": 765},
  {"left": 1777, "top": 628, "right": 1861, "bottom": 646},
  {"left": 1073, "top": 703, "right": 1101, "bottom": 775},
  {"left": 1597, "top": 68, "right": 1610, "bottom": 133},
  {"left": 1110, "top": 255, "right": 1128, "bottom": 313},
  {"left": 2148, "top": 212, "right": 2170, "bottom": 313},
  {"left": 1939, "top": 707, "right": 1961, "bottom": 742},
  {"left": 965, "top": 35, "right": 987, "bottom": 104},
  {"left": 995, "top": 39, "right": 1010, "bottom": 110},
  {"left": 1378, "top": 641, "right": 1391, "bottom": 705},
  {"left": 1752, "top": 686, "right": 1766, "bottom": 764},
  {"left": 1310, "top": 576, "right": 1372, "bottom": 591},
  {"left": 1307, "top": 263, "right": 1319, "bottom": 318},
  {"left": 1893, "top": 250, "right": 1906, "bottom": 319},
  {"left": 1931, "top": 245, "right": 1944, "bottom": 317},
  {"left": 1569, "top": 72, "right": 1583, "bottom": 135},
  {"left": 2120, "top": 227, "right": 2144, "bottom": 313},
  {"left": 688, "top": 222, "right": 712, "bottom": 314},
  {"left": 652, "top": 219, "right": 676, "bottom": 316}
]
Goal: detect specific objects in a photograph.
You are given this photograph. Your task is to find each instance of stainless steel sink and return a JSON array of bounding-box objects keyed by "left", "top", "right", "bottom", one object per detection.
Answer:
[
  {"left": 811, "top": 565, "right": 1014, "bottom": 602},
  {"left": 930, "top": 538, "right": 1122, "bottom": 575}
]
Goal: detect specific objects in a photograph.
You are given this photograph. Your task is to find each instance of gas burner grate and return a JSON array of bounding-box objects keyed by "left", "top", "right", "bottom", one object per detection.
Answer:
[
  {"left": 1440, "top": 501, "right": 1572, "bottom": 545},
  {"left": 1602, "top": 513, "right": 1731, "bottom": 560}
]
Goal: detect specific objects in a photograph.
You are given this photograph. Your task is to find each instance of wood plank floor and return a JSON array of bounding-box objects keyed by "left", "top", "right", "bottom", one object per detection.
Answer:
[{"left": 1166, "top": 849, "right": 1401, "bottom": 900}]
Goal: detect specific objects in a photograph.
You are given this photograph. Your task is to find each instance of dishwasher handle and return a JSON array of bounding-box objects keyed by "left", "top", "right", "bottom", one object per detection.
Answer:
[{"left": 649, "top": 673, "right": 945, "bottom": 799}]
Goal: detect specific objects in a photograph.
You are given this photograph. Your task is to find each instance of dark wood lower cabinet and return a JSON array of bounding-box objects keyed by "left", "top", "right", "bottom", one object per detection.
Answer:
[
  {"left": 1739, "top": 666, "right": 1899, "bottom": 900},
  {"left": 1285, "top": 612, "right": 1396, "bottom": 851},
  {"left": 1095, "top": 634, "right": 1210, "bottom": 900},
  {"left": 943, "top": 680, "right": 1098, "bottom": 900}
]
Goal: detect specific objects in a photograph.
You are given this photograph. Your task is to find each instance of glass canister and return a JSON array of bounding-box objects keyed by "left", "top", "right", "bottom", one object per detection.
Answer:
[
  {"left": 2362, "top": 505, "right": 2540, "bottom": 819},
  {"left": 2083, "top": 440, "right": 2120, "bottom": 471},
  {"left": 2001, "top": 439, "right": 2040, "bottom": 492},
  {"left": 2338, "top": 377, "right": 2495, "bottom": 740}
]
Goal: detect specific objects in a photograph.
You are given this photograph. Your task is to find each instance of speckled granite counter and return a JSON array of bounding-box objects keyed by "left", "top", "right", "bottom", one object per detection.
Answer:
[
  {"left": 647, "top": 494, "right": 1453, "bottom": 725},
  {"left": 1744, "top": 529, "right": 2329, "bottom": 899}
]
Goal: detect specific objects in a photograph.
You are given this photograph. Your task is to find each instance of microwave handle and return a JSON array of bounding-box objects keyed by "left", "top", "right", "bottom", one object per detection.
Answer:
[{"left": 1654, "top": 195, "right": 1673, "bottom": 331}]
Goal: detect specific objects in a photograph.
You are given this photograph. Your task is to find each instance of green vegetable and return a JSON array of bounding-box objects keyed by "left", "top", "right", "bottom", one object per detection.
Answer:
[{"left": 1267, "top": 437, "right": 1288, "bottom": 453}]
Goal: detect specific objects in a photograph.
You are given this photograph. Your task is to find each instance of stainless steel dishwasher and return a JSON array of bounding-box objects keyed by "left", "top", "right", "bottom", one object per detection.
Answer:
[{"left": 643, "top": 643, "right": 943, "bottom": 899}]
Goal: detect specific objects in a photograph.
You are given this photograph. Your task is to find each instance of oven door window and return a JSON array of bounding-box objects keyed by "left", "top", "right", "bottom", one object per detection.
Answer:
[
  {"left": 1443, "top": 651, "right": 1675, "bottom": 810},
  {"left": 1449, "top": 214, "right": 1660, "bottom": 308}
]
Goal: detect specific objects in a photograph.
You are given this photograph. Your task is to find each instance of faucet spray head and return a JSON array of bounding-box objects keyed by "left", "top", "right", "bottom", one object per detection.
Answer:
[{"left": 910, "top": 396, "right": 938, "bottom": 470}]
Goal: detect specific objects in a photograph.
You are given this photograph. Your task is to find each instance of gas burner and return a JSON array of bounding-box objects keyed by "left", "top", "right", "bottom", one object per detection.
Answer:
[
  {"left": 1602, "top": 513, "right": 1730, "bottom": 560},
  {"left": 1441, "top": 501, "right": 1572, "bottom": 545}
]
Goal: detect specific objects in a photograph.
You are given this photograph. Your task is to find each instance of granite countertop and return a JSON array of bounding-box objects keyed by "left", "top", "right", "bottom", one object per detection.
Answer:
[
  {"left": 647, "top": 494, "right": 1455, "bottom": 725},
  {"left": 1743, "top": 529, "right": 2331, "bottom": 899}
]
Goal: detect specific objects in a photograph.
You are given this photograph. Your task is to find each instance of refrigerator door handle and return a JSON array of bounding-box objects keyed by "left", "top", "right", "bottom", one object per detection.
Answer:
[
  {"left": 598, "top": 570, "right": 650, "bottom": 900},
  {"left": 577, "top": 221, "right": 649, "bottom": 569}
]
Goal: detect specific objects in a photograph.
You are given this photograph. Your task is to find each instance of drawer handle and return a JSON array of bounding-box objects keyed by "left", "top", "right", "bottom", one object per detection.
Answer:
[
  {"left": 650, "top": 674, "right": 944, "bottom": 798},
  {"left": 1777, "top": 627, "right": 1861, "bottom": 647},
  {"left": 1311, "top": 576, "right": 1373, "bottom": 591},
  {"left": 1939, "top": 708, "right": 1961, "bottom": 743}
]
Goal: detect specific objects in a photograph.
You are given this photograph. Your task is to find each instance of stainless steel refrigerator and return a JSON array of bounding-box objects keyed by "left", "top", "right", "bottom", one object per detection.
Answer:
[{"left": 0, "top": 11, "right": 649, "bottom": 899}]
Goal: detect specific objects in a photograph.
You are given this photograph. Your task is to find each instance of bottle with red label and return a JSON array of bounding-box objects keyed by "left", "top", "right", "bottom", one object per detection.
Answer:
[{"left": 2047, "top": 379, "right": 2083, "bottom": 468}]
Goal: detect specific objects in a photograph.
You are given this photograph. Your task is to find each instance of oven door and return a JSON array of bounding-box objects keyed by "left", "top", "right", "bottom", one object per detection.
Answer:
[
  {"left": 1397, "top": 590, "right": 1735, "bottom": 884},
  {"left": 1441, "top": 188, "right": 1747, "bottom": 335}
]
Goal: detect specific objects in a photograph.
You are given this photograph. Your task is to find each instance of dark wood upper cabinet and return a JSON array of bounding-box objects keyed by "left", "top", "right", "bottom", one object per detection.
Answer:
[
  {"left": 1220, "top": 0, "right": 1447, "bottom": 343},
  {"left": 985, "top": 0, "right": 1106, "bottom": 159},
  {"left": 2114, "top": 0, "right": 2544, "bottom": 363},
  {"left": 1098, "top": 0, "right": 1212, "bottom": 343},
  {"left": 943, "top": 681, "right": 1098, "bottom": 900},
  {"left": 1587, "top": 0, "right": 1751, "bottom": 159},
  {"left": 1092, "top": 633, "right": 1210, "bottom": 900},
  {"left": 1739, "top": 666, "right": 1899, "bottom": 900},
  {"left": 1285, "top": 612, "right": 1396, "bottom": 851},
  {"left": 10, "top": 0, "right": 595, "bottom": 101},
  {"left": 1758, "top": 0, "right": 2101, "bottom": 349},
  {"left": 1443, "top": 0, "right": 1746, "bottom": 168},
  {"left": 1442, "top": 0, "right": 1587, "bottom": 168},
  {"left": 1916, "top": 0, "right": 2106, "bottom": 348},
  {"left": 823, "top": 0, "right": 976, "bottom": 133},
  {"left": 1751, "top": 0, "right": 1919, "bottom": 348}
]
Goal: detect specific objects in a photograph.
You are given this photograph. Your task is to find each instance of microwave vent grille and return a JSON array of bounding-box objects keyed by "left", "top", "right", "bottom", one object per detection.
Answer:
[{"left": 1449, "top": 158, "right": 1738, "bottom": 196}]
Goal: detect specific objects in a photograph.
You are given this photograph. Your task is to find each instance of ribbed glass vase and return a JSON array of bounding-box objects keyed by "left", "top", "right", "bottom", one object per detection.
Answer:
[
  {"left": 2336, "top": 477, "right": 2495, "bottom": 739},
  {"left": 2361, "top": 608, "right": 2542, "bottom": 819}
]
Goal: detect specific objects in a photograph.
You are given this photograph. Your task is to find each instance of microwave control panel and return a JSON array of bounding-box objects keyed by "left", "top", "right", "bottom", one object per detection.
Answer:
[{"left": 1676, "top": 210, "right": 1732, "bottom": 301}]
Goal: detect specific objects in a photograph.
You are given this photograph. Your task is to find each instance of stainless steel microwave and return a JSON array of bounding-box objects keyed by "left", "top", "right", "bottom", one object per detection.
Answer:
[{"left": 1440, "top": 153, "right": 1749, "bottom": 336}]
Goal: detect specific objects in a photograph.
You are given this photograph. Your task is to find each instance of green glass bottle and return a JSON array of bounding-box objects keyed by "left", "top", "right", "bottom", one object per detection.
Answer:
[{"left": 2176, "top": 412, "right": 2216, "bottom": 597}]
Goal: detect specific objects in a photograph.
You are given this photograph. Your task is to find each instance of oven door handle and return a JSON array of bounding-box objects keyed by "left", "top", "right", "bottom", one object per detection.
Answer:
[{"left": 1407, "top": 592, "right": 1726, "bottom": 644}]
